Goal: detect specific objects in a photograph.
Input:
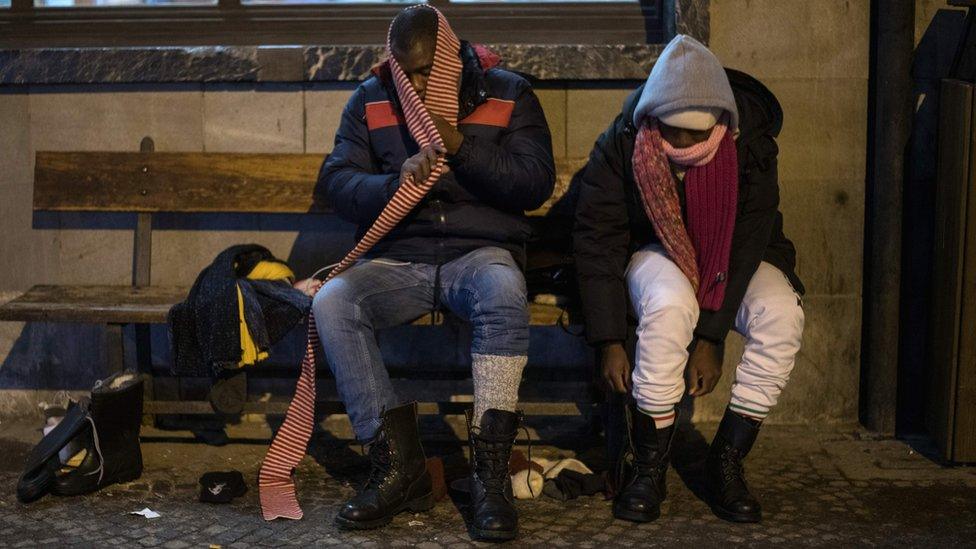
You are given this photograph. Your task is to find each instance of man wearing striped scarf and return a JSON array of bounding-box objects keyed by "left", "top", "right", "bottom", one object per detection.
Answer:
[
  {"left": 573, "top": 35, "right": 805, "bottom": 524},
  {"left": 309, "top": 6, "right": 554, "bottom": 541}
]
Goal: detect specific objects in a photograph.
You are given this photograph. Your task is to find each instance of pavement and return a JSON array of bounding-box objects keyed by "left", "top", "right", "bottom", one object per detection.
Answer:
[{"left": 0, "top": 413, "right": 975, "bottom": 548}]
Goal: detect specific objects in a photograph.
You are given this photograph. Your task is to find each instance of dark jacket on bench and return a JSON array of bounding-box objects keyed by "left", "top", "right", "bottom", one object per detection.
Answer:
[
  {"left": 168, "top": 245, "right": 310, "bottom": 376},
  {"left": 573, "top": 69, "right": 804, "bottom": 346},
  {"left": 317, "top": 42, "right": 556, "bottom": 268}
]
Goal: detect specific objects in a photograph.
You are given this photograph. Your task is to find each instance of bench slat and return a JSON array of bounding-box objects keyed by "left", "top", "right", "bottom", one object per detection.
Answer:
[
  {"left": 0, "top": 285, "right": 186, "bottom": 323},
  {"left": 0, "top": 285, "right": 574, "bottom": 326},
  {"left": 35, "top": 152, "right": 327, "bottom": 213},
  {"left": 34, "top": 151, "right": 583, "bottom": 216}
]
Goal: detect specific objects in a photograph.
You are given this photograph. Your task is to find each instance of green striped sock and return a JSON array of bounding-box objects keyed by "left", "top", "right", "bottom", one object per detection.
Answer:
[
  {"left": 729, "top": 401, "right": 769, "bottom": 422},
  {"left": 638, "top": 405, "right": 676, "bottom": 429}
]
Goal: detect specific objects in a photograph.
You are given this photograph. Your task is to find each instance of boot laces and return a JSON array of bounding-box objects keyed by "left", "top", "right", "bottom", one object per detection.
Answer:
[
  {"left": 721, "top": 446, "right": 746, "bottom": 485},
  {"left": 364, "top": 436, "right": 393, "bottom": 490},
  {"left": 472, "top": 431, "right": 512, "bottom": 495},
  {"left": 83, "top": 415, "right": 105, "bottom": 485}
]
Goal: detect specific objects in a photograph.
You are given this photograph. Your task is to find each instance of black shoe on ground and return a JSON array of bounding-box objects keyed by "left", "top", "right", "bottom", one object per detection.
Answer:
[
  {"left": 611, "top": 404, "right": 675, "bottom": 523},
  {"left": 705, "top": 408, "right": 762, "bottom": 523},
  {"left": 335, "top": 402, "right": 434, "bottom": 530},
  {"left": 55, "top": 371, "right": 145, "bottom": 496},
  {"left": 467, "top": 408, "right": 521, "bottom": 541}
]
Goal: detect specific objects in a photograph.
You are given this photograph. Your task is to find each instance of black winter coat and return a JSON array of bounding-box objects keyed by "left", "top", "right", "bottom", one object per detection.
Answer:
[
  {"left": 573, "top": 69, "right": 804, "bottom": 345},
  {"left": 317, "top": 42, "right": 556, "bottom": 268}
]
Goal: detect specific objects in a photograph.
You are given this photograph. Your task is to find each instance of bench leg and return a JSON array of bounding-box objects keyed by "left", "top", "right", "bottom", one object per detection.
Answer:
[
  {"left": 133, "top": 323, "right": 155, "bottom": 423},
  {"left": 105, "top": 323, "right": 126, "bottom": 374}
]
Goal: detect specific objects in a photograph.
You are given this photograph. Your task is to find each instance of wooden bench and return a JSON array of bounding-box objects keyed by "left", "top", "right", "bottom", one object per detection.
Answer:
[{"left": 0, "top": 141, "right": 589, "bottom": 417}]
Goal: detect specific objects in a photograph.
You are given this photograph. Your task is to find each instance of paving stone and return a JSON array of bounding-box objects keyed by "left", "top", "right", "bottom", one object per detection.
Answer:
[{"left": 1, "top": 422, "right": 975, "bottom": 547}]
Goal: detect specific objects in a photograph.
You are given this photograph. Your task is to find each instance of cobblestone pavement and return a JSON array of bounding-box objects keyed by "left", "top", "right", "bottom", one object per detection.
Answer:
[{"left": 1, "top": 415, "right": 975, "bottom": 548}]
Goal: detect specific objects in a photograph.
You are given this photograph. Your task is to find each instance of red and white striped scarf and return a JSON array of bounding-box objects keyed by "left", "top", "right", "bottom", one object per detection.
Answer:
[{"left": 258, "top": 5, "right": 462, "bottom": 521}]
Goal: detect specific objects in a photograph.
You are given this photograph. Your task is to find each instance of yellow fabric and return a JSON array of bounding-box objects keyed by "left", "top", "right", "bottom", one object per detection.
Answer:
[
  {"left": 247, "top": 261, "right": 295, "bottom": 282},
  {"left": 237, "top": 283, "right": 269, "bottom": 368}
]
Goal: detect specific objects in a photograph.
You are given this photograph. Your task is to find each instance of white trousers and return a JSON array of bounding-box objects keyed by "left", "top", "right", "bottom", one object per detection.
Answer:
[{"left": 626, "top": 244, "right": 805, "bottom": 420}]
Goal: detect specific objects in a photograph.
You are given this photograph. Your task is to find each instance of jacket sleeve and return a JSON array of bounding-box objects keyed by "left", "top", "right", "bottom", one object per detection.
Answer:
[
  {"left": 318, "top": 85, "right": 400, "bottom": 225},
  {"left": 449, "top": 81, "right": 556, "bottom": 212},
  {"left": 694, "top": 135, "right": 781, "bottom": 343},
  {"left": 573, "top": 114, "right": 633, "bottom": 346}
]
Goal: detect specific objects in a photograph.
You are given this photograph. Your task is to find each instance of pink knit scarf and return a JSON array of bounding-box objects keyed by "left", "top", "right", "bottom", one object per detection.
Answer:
[{"left": 632, "top": 117, "right": 738, "bottom": 310}]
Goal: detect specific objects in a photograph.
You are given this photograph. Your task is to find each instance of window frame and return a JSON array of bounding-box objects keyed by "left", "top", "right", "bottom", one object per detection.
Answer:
[{"left": 0, "top": 0, "right": 668, "bottom": 47}]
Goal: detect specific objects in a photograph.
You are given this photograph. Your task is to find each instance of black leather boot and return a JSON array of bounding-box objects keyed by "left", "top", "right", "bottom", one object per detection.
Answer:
[
  {"left": 612, "top": 404, "right": 675, "bottom": 523},
  {"left": 705, "top": 408, "right": 762, "bottom": 523},
  {"left": 17, "top": 401, "right": 88, "bottom": 503},
  {"left": 467, "top": 408, "right": 520, "bottom": 541},
  {"left": 54, "top": 371, "right": 145, "bottom": 496},
  {"left": 335, "top": 402, "right": 434, "bottom": 530}
]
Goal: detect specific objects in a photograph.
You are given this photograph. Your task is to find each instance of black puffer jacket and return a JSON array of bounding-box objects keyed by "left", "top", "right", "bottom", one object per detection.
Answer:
[
  {"left": 573, "top": 69, "right": 804, "bottom": 345},
  {"left": 317, "top": 42, "right": 556, "bottom": 268}
]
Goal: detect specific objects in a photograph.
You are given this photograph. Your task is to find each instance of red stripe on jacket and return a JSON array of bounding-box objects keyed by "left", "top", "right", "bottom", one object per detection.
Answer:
[
  {"left": 365, "top": 98, "right": 514, "bottom": 132},
  {"left": 460, "top": 98, "right": 515, "bottom": 127},
  {"left": 365, "top": 100, "right": 406, "bottom": 130}
]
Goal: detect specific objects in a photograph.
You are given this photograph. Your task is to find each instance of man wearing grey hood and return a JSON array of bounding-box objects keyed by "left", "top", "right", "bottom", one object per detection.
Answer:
[{"left": 573, "top": 35, "right": 805, "bottom": 523}]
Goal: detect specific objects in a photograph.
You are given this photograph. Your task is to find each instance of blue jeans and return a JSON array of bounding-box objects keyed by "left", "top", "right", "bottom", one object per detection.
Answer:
[{"left": 312, "top": 246, "right": 529, "bottom": 440}]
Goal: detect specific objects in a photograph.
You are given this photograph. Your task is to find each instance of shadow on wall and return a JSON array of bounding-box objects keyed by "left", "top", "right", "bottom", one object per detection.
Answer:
[{"left": 898, "top": 8, "right": 968, "bottom": 436}]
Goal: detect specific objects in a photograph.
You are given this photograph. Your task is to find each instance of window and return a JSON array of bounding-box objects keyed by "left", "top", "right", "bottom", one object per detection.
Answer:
[
  {"left": 1, "top": 0, "right": 665, "bottom": 48},
  {"left": 34, "top": 0, "right": 214, "bottom": 6}
]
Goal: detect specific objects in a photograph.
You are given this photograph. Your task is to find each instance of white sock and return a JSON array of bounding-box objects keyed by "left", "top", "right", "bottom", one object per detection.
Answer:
[{"left": 472, "top": 354, "right": 527, "bottom": 425}]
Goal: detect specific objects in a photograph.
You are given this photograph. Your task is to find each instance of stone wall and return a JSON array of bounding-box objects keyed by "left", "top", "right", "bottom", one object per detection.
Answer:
[{"left": 0, "top": 0, "right": 875, "bottom": 423}]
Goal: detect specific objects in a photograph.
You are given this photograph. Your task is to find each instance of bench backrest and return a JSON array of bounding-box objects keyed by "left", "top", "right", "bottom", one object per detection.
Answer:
[
  {"left": 33, "top": 151, "right": 577, "bottom": 216},
  {"left": 34, "top": 151, "right": 328, "bottom": 213}
]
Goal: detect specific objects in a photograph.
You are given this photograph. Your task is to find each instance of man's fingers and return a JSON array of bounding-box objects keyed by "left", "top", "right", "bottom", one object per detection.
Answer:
[
  {"left": 687, "top": 366, "right": 700, "bottom": 395},
  {"left": 611, "top": 366, "right": 629, "bottom": 394},
  {"left": 410, "top": 167, "right": 425, "bottom": 186},
  {"left": 426, "top": 146, "right": 443, "bottom": 170},
  {"left": 620, "top": 371, "right": 630, "bottom": 394},
  {"left": 702, "top": 373, "right": 720, "bottom": 395}
]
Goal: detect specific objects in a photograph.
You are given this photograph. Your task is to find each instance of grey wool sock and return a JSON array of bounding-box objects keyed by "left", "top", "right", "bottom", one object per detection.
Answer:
[{"left": 472, "top": 354, "right": 527, "bottom": 425}]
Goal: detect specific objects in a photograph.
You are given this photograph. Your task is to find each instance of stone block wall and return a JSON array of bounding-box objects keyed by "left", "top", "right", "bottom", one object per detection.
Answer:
[{"left": 0, "top": 0, "right": 876, "bottom": 423}]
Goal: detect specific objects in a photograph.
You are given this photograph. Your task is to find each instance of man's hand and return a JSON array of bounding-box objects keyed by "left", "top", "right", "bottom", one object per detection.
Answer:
[
  {"left": 400, "top": 144, "right": 446, "bottom": 186},
  {"left": 429, "top": 112, "right": 464, "bottom": 155},
  {"left": 601, "top": 342, "right": 631, "bottom": 395},
  {"left": 687, "top": 339, "right": 724, "bottom": 397},
  {"left": 293, "top": 278, "right": 323, "bottom": 297}
]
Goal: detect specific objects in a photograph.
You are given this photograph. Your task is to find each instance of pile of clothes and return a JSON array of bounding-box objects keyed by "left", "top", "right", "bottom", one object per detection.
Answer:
[
  {"left": 168, "top": 244, "right": 311, "bottom": 378},
  {"left": 508, "top": 450, "right": 607, "bottom": 501}
]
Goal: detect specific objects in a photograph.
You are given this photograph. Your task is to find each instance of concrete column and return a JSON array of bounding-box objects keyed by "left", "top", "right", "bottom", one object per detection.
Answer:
[{"left": 861, "top": 0, "right": 915, "bottom": 434}]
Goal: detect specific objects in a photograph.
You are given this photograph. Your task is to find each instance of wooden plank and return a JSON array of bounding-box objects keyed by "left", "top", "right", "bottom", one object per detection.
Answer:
[
  {"left": 34, "top": 152, "right": 327, "bottom": 213},
  {"left": 33, "top": 151, "right": 580, "bottom": 216},
  {"left": 133, "top": 212, "right": 153, "bottom": 287},
  {"left": 0, "top": 285, "right": 186, "bottom": 323},
  {"left": 0, "top": 284, "right": 574, "bottom": 326}
]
